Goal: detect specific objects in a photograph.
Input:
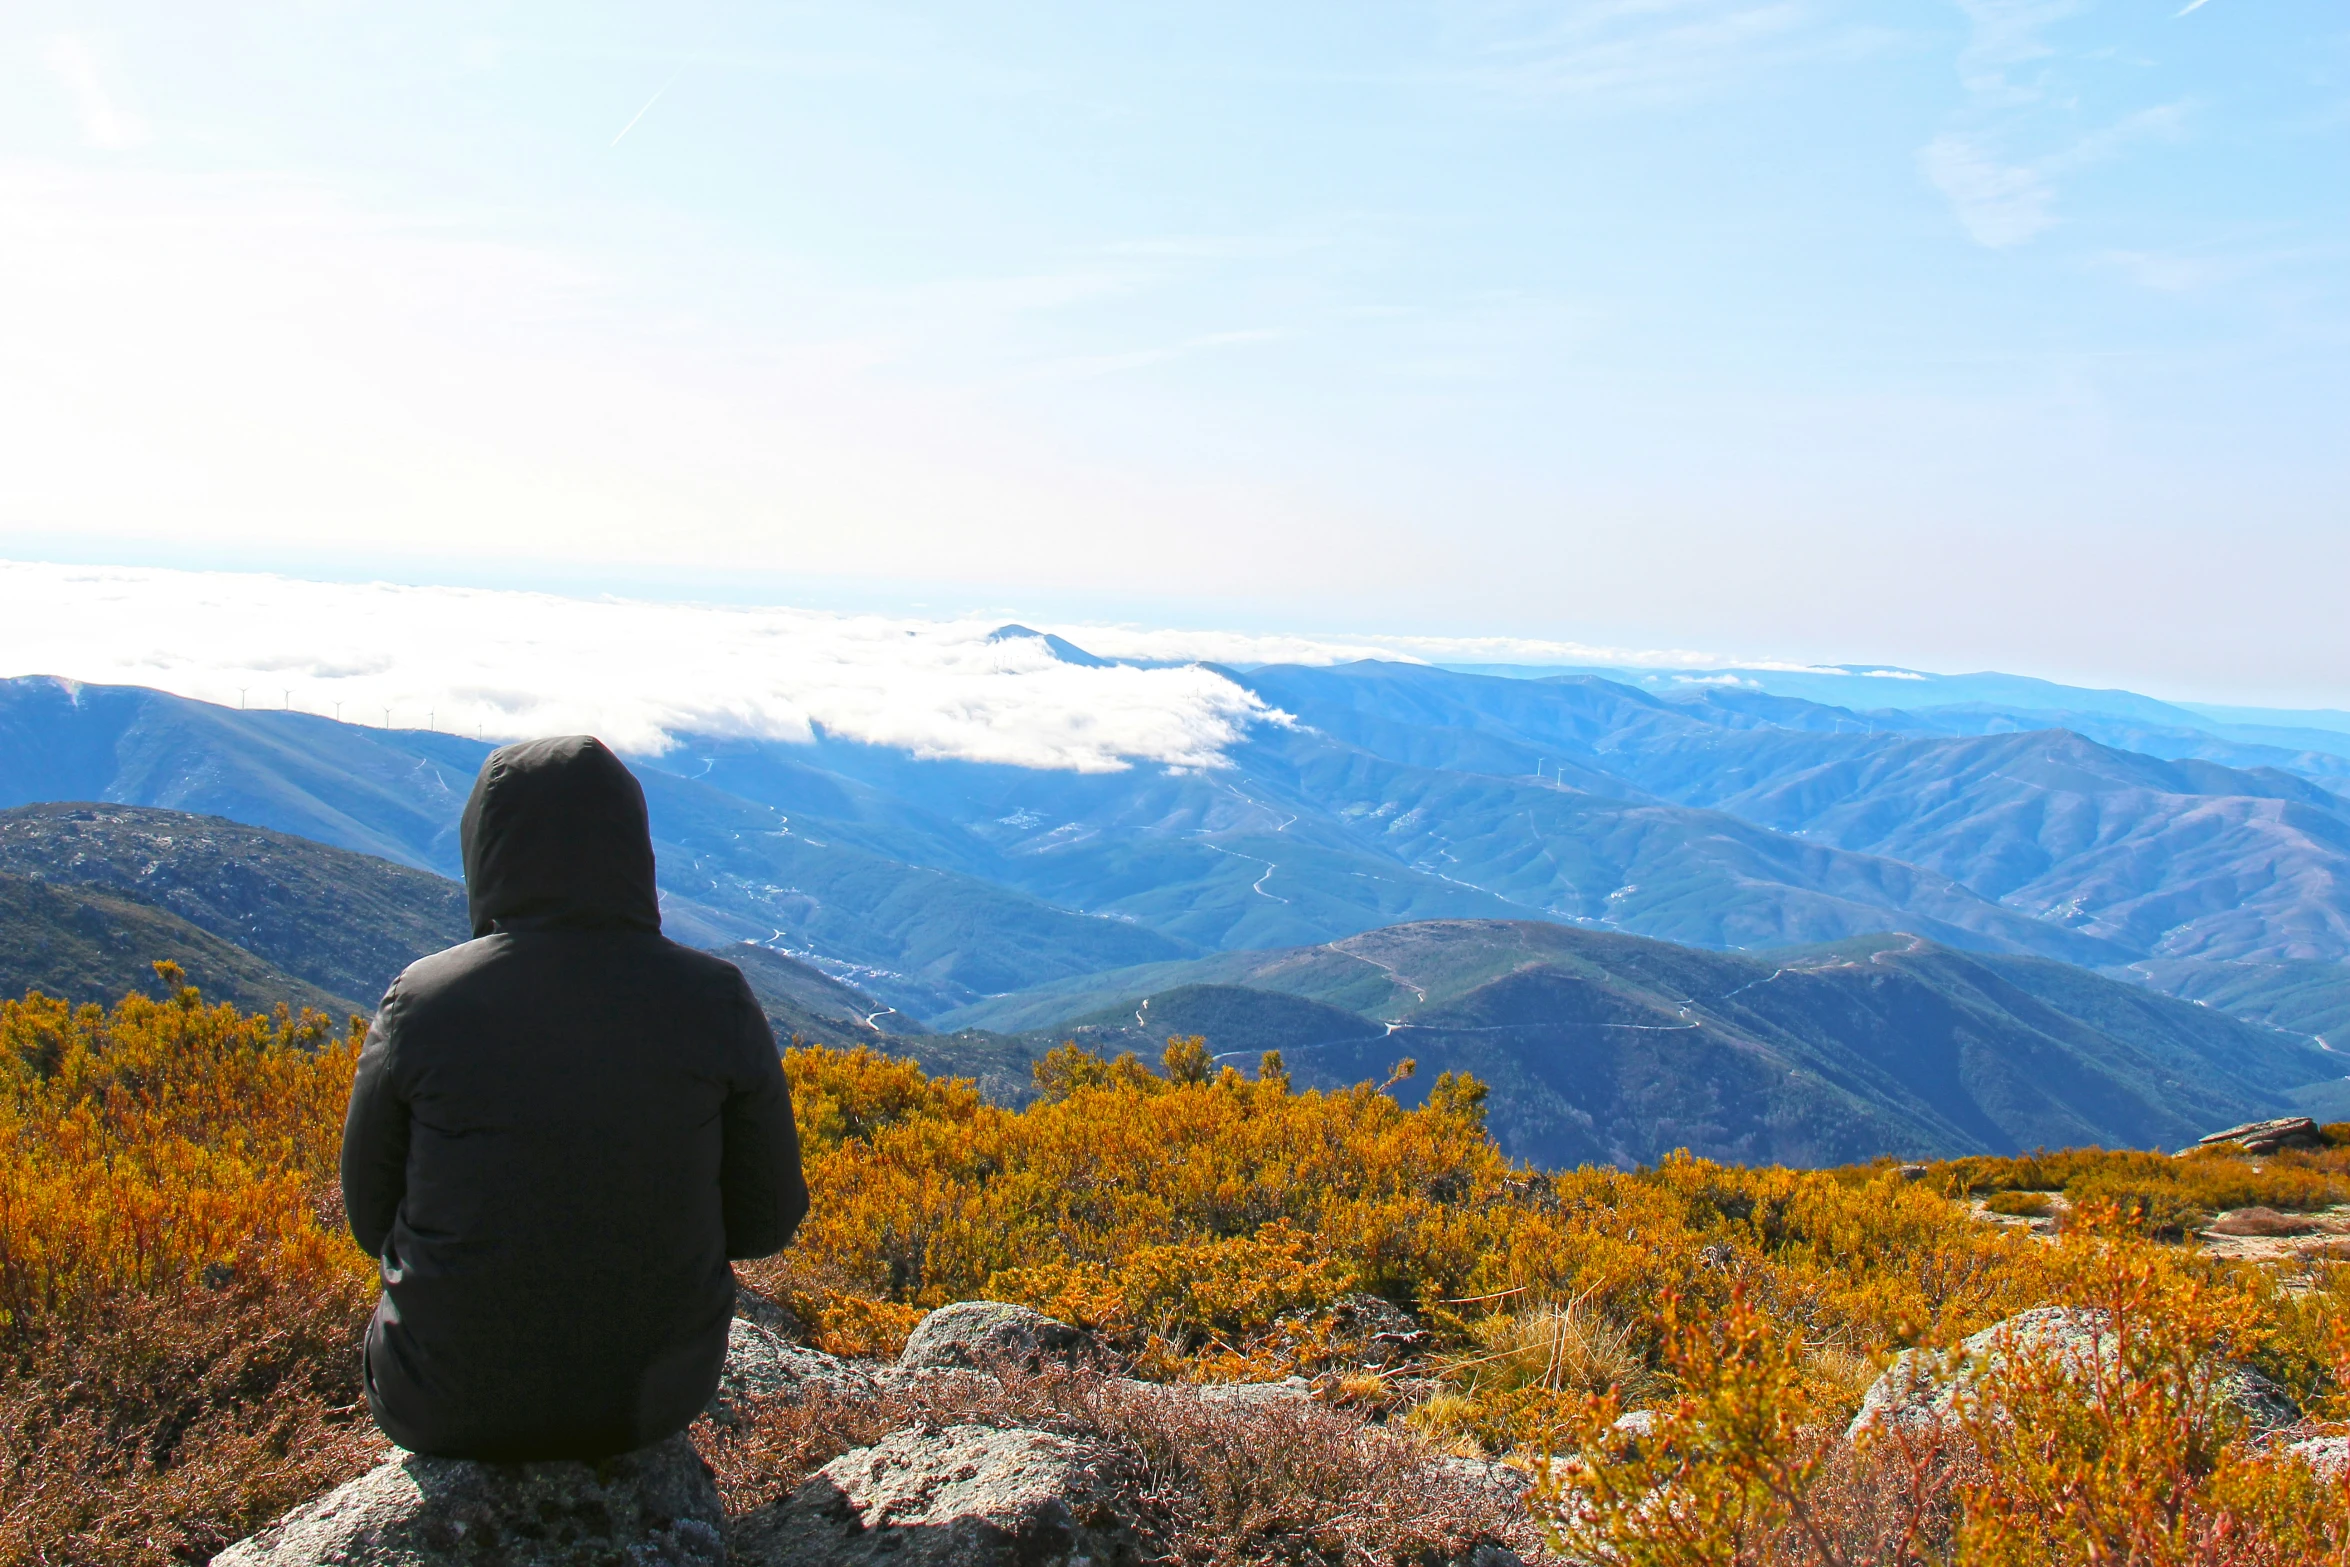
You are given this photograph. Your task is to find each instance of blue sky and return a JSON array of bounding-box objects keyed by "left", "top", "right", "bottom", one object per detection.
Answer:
[{"left": 2, "top": 2, "right": 2345, "bottom": 703}]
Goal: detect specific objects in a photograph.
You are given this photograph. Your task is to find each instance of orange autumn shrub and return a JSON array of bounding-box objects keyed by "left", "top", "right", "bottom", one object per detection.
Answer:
[
  {"left": 1940, "top": 1144, "right": 2350, "bottom": 1235},
  {"left": 0, "top": 965, "right": 369, "bottom": 1335},
  {"left": 12, "top": 977, "right": 2350, "bottom": 1565},
  {"left": 1, "top": 969, "right": 379, "bottom": 1567},
  {"left": 741, "top": 1039, "right": 1517, "bottom": 1359},
  {"left": 1536, "top": 1210, "right": 2350, "bottom": 1566}
]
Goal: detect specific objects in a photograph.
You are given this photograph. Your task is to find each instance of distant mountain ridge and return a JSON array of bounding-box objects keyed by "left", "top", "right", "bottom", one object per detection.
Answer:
[
  {"left": 0, "top": 797, "right": 931, "bottom": 1057},
  {"left": 937, "top": 920, "right": 2346, "bottom": 1167},
  {"left": 0, "top": 677, "right": 1188, "bottom": 1015},
  {"left": 0, "top": 757, "right": 2335, "bottom": 1167},
  {"left": 8, "top": 661, "right": 2350, "bottom": 1040}
]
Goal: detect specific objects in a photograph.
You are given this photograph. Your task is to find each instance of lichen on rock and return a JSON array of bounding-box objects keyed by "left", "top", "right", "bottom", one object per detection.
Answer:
[
  {"left": 210, "top": 1432, "right": 724, "bottom": 1567},
  {"left": 1847, "top": 1306, "right": 2300, "bottom": 1441},
  {"left": 895, "top": 1301, "right": 1100, "bottom": 1374},
  {"left": 728, "top": 1423, "right": 1147, "bottom": 1567}
]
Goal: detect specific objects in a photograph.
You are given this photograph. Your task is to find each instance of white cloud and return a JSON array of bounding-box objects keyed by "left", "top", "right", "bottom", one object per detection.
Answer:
[
  {"left": 1949, "top": 0, "right": 2079, "bottom": 100},
  {"left": 1919, "top": 133, "right": 2055, "bottom": 248},
  {"left": 1442, "top": 0, "right": 1892, "bottom": 109},
  {"left": 1066, "top": 625, "right": 1752, "bottom": 670},
  {"left": 42, "top": 37, "right": 148, "bottom": 150},
  {"left": 0, "top": 562, "right": 1772, "bottom": 769},
  {"left": 1921, "top": 6, "right": 2188, "bottom": 250},
  {"left": 0, "top": 563, "right": 1286, "bottom": 771}
]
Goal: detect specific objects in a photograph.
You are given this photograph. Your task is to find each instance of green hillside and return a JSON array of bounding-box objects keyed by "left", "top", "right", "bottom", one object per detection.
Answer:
[
  {"left": 0, "top": 803, "right": 468, "bottom": 1005},
  {"left": 1059, "top": 982, "right": 1386, "bottom": 1061},
  {"left": 2134, "top": 956, "right": 2350, "bottom": 1047},
  {"left": 933, "top": 920, "right": 2338, "bottom": 1168},
  {"left": 0, "top": 871, "right": 350, "bottom": 1016}
]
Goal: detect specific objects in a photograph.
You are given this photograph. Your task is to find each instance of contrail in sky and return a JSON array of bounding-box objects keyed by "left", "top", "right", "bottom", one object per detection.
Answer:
[
  {"left": 611, "top": 70, "right": 682, "bottom": 147},
  {"left": 2175, "top": 0, "right": 2213, "bottom": 13}
]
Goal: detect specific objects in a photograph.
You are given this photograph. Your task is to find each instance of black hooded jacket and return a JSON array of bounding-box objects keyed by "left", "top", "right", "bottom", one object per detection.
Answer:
[{"left": 340, "top": 736, "right": 807, "bottom": 1460}]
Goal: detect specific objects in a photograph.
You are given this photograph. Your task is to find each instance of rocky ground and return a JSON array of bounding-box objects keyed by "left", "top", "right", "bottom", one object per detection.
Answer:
[
  {"left": 214, "top": 1298, "right": 1543, "bottom": 1566},
  {"left": 211, "top": 1292, "right": 2350, "bottom": 1566}
]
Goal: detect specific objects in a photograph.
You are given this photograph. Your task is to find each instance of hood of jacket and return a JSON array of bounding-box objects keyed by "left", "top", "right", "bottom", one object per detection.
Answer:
[{"left": 460, "top": 736, "right": 661, "bottom": 937}]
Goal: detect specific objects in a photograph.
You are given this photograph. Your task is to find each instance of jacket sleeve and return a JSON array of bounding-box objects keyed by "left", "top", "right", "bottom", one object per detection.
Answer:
[
  {"left": 340, "top": 1004, "right": 410, "bottom": 1260},
  {"left": 719, "top": 985, "right": 809, "bottom": 1261}
]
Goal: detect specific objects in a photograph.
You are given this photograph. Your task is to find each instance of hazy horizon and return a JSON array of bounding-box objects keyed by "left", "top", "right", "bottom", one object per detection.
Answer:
[
  {"left": 3, "top": 560, "right": 2345, "bottom": 774},
  {"left": 4, "top": 3, "right": 2344, "bottom": 702}
]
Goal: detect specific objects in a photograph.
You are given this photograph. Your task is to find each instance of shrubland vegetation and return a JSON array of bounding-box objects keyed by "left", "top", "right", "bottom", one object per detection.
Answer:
[{"left": 8, "top": 977, "right": 2350, "bottom": 1563}]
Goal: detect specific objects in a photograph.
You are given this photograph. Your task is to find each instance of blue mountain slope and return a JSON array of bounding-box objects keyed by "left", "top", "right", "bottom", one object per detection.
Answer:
[
  {"left": 661, "top": 731, "right": 1540, "bottom": 947},
  {"left": 1450, "top": 663, "right": 2350, "bottom": 774},
  {"left": 0, "top": 676, "right": 483, "bottom": 870},
  {"left": 647, "top": 672, "right": 2125, "bottom": 965},
  {"left": 1814, "top": 705, "right": 2350, "bottom": 784},
  {"left": 1464, "top": 664, "right": 2226, "bottom": 730},
  {"left": 13, "top": 659, "right": 2350, "bottom": 1024},
  {"left": 1238, "top": 726, "right": 2122, "bottom": 961},
  {"left": 0, "top": 676, "right": 1187, "bottom": 1015},
  {"left": 1227, "top": 664, "right": 2350, "bottom": 967},
  {"left": 940, "top": 920, "right": 2342, "bottom": 1167}
]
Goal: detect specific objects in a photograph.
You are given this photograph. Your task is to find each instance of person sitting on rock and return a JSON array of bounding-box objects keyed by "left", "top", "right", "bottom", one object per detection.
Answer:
[{"left": 341, "top": 735, "right": 809, "bottom": 1460}]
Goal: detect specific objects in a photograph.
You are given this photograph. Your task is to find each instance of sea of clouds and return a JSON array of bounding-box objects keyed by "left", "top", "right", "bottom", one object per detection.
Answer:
[{"left": 0, "top": 561, "right": 1739, "bottom": 771}]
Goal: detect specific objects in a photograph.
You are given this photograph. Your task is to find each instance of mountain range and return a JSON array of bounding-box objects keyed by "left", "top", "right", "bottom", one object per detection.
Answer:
[
  {"left": 7, "top": 655, "right": 2350, "bottom": 1029},
  {"left": 927, "top": 920, "right": 2347, "bottom": 1167},
  {"left": 1, "top": 793, "right": 2331, "bottom": 1166},
  {"left": 4, "top": 646, "right": 2349, "bottom": 1161},
  {"left": 0, "top": 870, "right": 351, "bottom": 1018}
]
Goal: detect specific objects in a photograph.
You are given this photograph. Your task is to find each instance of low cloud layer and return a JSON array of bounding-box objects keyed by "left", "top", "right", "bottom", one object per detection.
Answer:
[
  {"left": 0, "top": 564, "right": 1278, "bottom": 770},
  {"left": 0, "top": 562, "right": 1755, "bottom": 770}
]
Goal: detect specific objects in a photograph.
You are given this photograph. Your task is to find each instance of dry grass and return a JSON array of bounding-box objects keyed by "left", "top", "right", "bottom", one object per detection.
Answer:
[
  {"left": 697, "top": 1366, "right": 1538, "bottom": 1567},
  {"left": 1943, "top": 1144, "right": 2350, "bottom": 1236},
  {"left": 1410, "top": 1295, "right": 1660, "bottom": 1457},
  {"left": 1450, "top": 1297, "right": 1654, "bottom": 1404},
  {"left": 0, "top": 1271, "right": 381, "bottom": 1567}
]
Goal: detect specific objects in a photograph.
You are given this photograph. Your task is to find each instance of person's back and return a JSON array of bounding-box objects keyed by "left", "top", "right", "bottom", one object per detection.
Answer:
[{"left": 340, "top": 736, "right": 807, "bottom": 1460}]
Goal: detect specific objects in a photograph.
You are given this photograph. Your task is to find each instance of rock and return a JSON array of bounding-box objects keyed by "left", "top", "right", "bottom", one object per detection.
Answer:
[
  {"left": 709, "top": 1318, "right": 884, "bottom": 1423},
  {"left": 896, "top": 1301, "right": 1097, "bottom": 1373},
  {"left": 2198, "top": 1117, "right": 2325, "bottom": 1155},
  {"left": 1602, "top": 1407, "right": 1666, "bottom": 1457},
  {"left": 1431, "top": 1454, "right": 1534, "bottom": 1507},
  {"left": 1848, "top": 1307, "right": 2300, "bottom": 1441},
  {"left": 211, "top": 1432, "right": 724, "bottom": 1566},
  {"left": 729, "top": 1423, "right": 1146, "bottom": 1567},
  {"left": 1610, "top": 1409, "right": 1661, "bottom": 1439},
  {"left": 735, "top": 1284, "right": 810, "bottom": 1340},
  {"left": 2290, "top": 1435, "right": 2350, "bottom": 1479},
  {"left": 2205, "top": 1206, "right": 2326, "bottom": 1238},
  {"left": 1191, "top": 1374, "right": 1317, "bottom": 1407}
]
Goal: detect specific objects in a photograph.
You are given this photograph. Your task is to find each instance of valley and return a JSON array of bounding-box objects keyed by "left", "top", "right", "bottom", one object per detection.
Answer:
[{"left": 929, "top": 920, "right": 2344, "bottom": 1167}]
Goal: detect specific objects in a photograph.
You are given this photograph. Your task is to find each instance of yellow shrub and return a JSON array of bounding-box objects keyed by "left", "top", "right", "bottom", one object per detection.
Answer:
[
  {"left": 15, "top": 988, "right": 2350, "bottom": 1565},
  {"left": 0, "top": 972, "right": 366, "bottom": 1337}
]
